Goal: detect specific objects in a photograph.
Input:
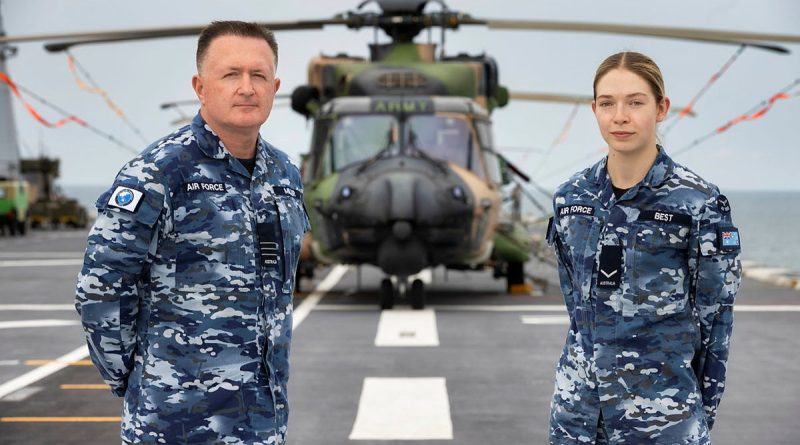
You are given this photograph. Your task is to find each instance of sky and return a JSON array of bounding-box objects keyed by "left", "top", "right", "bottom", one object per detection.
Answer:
[{"left": 1, "top": 0, "right": 799, "bottom": 192}]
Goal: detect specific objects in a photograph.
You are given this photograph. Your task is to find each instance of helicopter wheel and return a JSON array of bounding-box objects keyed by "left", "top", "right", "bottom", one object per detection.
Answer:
[
  {"left": 409, "top": 279, "right": 426, "bottom": 310},
  {"left": 380, "top": 278, "right": 394, "bottom": 310},
  {"left": 506, "top": 261, "right": 525, "bottom": 293}
]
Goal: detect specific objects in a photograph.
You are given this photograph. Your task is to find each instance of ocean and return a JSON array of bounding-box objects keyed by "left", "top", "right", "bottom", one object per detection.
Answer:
[{"left": 60, "top": 184, "right": 800, "bottom": 273}]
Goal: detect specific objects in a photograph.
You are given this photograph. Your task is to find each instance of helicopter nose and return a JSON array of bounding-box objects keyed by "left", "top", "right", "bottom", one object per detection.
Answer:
[
  {"left": 392, "top": 220, "right": 413, "bottom": 240},
  {"left": 323, "top": 155, "right": 475, "bottom": 276}
]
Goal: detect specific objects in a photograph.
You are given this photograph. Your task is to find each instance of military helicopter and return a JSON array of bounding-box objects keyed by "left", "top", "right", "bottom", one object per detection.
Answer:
[{"left": 2, "top": 0, "right": 798, "bottom": 309}]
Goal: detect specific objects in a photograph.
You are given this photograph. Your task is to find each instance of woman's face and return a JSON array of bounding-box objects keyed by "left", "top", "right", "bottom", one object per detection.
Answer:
[{"left": 592, "top": 68, "right": 669, "bottom": 155}]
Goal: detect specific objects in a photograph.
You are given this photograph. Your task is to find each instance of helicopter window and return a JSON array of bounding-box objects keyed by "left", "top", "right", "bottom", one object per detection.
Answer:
[
  {"left": 470, "top": 135, "right": 486, "bottom": 179},
  {"left": 475, "top": 120, "right": 502, "bottom": 185},
  {"left": 331, "top": 115, "right": 399, "bottom": 171},
  {"left": 310, "top": 118, "right": 333, "bottom": 180},
  {"left": 405, "top": 115, "right": 470, "bottom": 168}
]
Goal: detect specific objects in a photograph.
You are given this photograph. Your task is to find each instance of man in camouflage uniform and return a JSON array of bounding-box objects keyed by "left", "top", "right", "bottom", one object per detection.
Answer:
[
  {"left": 547, "top": 147, "right": 741, "bottom": 444},
  {"left": 75, "top": 21, "right": 309, "bottom": 444}
]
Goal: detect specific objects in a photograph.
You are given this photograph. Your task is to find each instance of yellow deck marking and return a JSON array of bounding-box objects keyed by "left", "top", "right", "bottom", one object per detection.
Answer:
[
  {"left": 60, "top": 384, "right": 108, "bottom": 390},
  {"left": 24, "top": 359, "right": 93, "bottom": 366},
  {"left": 0, "top": 417, "right": 120, "bottom": 422}
]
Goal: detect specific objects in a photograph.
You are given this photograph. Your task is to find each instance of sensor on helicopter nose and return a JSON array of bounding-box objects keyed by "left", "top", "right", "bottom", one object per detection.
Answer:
[
  {"left": 340, "top": 185, "right": 354, "bottom": 199},
  {"left": 450, "top": 185, "right": 465, "bottom": 201}
]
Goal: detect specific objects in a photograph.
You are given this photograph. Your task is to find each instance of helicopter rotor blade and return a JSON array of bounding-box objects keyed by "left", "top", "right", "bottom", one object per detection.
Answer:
[
  {"left": 160, "top": 94, "right": 291, "bottom": 110},
  {"left": 509, "top": 91, "right": 696, "bottom": 117},
  {"left": 463, "top": 18, "right": 798, "bottom": 54},
  {"left": 510, "top": 92, "right": 592, "bottom": 105},
  {"left": 3, "top": 13, "right": 797, "bottom": 54},
  {"left": 0, "top": 19, "right": 347, "bottom": 52}
]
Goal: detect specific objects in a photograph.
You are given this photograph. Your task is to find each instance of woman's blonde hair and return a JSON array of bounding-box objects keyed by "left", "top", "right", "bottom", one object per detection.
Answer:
[{"left": 593, "top": 52, "right": 665, "bottom": 104}]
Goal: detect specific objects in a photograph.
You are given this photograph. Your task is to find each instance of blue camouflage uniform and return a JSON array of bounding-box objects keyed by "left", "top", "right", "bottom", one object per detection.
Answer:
[
  {"left": 75, "top": 113, "right": 310, "bottom": 444},
  {"left": 546, "top": 147, "right": 741, "bottom": 444}
]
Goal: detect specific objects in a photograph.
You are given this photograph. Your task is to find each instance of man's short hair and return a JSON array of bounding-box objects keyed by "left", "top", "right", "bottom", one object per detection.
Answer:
[{"left": 196, "top": 21, "right": 279, "bottom": 71}]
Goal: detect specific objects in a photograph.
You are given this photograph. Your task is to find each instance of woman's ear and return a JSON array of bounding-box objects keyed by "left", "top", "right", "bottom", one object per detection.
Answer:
[{"left": 656, "top": 96, "right": 671, "bottom": 123}]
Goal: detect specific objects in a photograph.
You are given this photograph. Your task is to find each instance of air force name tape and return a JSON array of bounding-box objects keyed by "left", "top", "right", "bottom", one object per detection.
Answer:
[
  {"left": 557, "top": 204, "right": 595, "bottom": 217},
  {"left": 185, "top": 182, "right": 226, "bottom": 193},
  {"left": 108, "top": 186, "right": 144, "bottom": 213},
  {"left": 638, "top": 210, "right": 692, "bottom": 226},
  {"left": 273, "top": 186, "right": 301, "bottom": 198}
]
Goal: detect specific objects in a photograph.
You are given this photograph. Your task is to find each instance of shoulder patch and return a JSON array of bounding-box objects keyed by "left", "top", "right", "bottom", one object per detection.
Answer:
[
  {"left": 557, "top": 204, "right": 595, "bottom": 217},
  {"left": 718, "top": 226, "right": 741, "bottom": 252},
  {"left": 107, "top": 186, "right": 144, "bottom": 213},
  {"left": 717, "top": 194, "right": 731, "bottom": 214}
]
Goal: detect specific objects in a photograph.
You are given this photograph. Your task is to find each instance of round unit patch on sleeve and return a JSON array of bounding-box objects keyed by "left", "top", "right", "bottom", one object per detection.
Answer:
[
  {"left": 108, "top": 186, "right": 144, "bottom": 213},
  {"left": 717, "top": 195, "right": 731, "bottom": 214}
]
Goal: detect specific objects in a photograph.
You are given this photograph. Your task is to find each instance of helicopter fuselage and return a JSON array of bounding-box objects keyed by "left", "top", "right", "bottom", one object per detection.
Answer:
[{"left": 302, "top": 96, "right": 507, "bottom": 277}]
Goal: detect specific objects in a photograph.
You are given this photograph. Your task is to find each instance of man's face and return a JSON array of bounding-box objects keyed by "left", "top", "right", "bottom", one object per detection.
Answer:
[
  {"left": 592, "top": 68, "right": 669, "bottom": 155},
  {"left": 192, "top": 35, "right": 280, "bottom": 137}
]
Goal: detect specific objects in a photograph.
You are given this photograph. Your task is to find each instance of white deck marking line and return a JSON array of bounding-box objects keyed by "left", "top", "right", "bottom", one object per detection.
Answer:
[
  {"left": 313, "top": 304, "right": 568, "bottom": 312},
  {"left": 0, "top": 360, "right": 21, "bottom": 366},
  {"left": 0, "top": 386, "right": 43, "bottom": 402},
  {"left": 432, "top": 304, "right": 567, "bottom": 312},
  {"left": 293, "top": 265, "right": 350, "bottom": 329},
  {"left": 0, "top": 265, "right": 348, "bottom": 401},
  {"left": 375, "top": 309, "right": 439, "bottom": 347},
  {"left": 0, "top": 320, "right": 81, "bottom": 330},
  {"left": 0, "top": 304, "right": 75, "bottom": 311},
  {"left": 0, "top": 259, "right": 83, "bottom": 268},
  {"left": 521, "top": 315, "right": 571, "bottom": 325},
  {"left": 309, "top": 304, "right": 800, "bottom": 313},
  {"left": 0, "top": 345, "right": 88, "bottom": 400},
  {"left": 349, "top": 377, "right": 453, "bottom": 440},
  {"left": 733, "top": 305, "right": 800, "bottom": 312},
  {"left": 0, "top": 252, "right": 83, "bottom": 259}
]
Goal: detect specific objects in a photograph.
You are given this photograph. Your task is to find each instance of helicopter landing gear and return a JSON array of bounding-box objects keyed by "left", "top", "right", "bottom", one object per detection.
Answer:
[
  {"left": 506, "top": 261, "right": 525, "bottom": 293},
  {"left": 379, "top": 276, "right": 426, "bottom": 310},
  {"left": 409, "top": 278, "right": 426, "bottom": 310},
  {"left": 380, "top": 278, "right": 395, "bottom": 310}
]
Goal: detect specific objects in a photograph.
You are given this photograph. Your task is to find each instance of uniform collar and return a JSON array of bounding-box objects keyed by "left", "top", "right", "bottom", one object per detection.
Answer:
[
  {"left": 191, "top": 112, "right": 276, "bottom": 180},
  {"left": 191, "top": 113, "right": 228, "bottom": 160},
  {"left": 588, "top": 145, "right": 673, "bottom": 189}
]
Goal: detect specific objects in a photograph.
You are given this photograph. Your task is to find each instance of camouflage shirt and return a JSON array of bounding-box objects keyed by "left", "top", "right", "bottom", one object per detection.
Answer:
[
  {"left": 75, "top": 113, "right": 310, "bottom": 444},
  {"left": 546, "top": 147, "right": 741, "bottom": 444}
]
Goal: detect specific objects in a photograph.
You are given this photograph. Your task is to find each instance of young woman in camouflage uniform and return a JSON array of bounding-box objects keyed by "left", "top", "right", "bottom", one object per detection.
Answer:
[{"left": 547, "top": 52, "right": 742, "bottom": 444}]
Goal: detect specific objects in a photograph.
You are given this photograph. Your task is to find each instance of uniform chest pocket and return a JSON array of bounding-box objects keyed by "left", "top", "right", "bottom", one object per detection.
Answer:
[
  {"left": 171, "top": 192, "right": 253, "bottom": 292},
  {"left": 627, "top": 222, "right": 691, "bottom": 316}
]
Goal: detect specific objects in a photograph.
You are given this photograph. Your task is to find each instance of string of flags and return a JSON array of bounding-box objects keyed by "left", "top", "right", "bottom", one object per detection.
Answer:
[
  {"left": 673, "top": 78, "right": 800, "bottom": 157},
  {"left": 0, "top": 70, "right": 139, "bottom": 154},
  {"left": 663, "top": 45, "right": 746, "bottom": 135},
  {"left": 0, "top": 70, "right": 87, "bottom": 128},
  {"left": 530, "top": 102, "right": 580, "bottom": 172},
  {"left": 66, "top": 51, "right": 149, "bottom": 144}
]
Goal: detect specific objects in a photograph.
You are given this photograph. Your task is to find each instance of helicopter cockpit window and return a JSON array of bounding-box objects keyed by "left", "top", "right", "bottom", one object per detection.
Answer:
[
  {"left": 475, "top": 120, "right": 502, "bottom": 185},
  {"left": 405, "top": 115, "right": 470, "bottom": 169},
  {"left": 330, "top": 115, "right": 399, "bottom": 171}
]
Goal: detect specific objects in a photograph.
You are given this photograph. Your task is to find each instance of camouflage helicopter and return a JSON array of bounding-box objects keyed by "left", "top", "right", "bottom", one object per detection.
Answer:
[{"left": 2, "top": 0, "right": 798, "bottom": 309}]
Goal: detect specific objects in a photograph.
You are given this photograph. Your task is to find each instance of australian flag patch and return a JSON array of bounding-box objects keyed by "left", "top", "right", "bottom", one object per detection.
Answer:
[{"left": 718, "top": 226, "right": 741, "bottom": 252}]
